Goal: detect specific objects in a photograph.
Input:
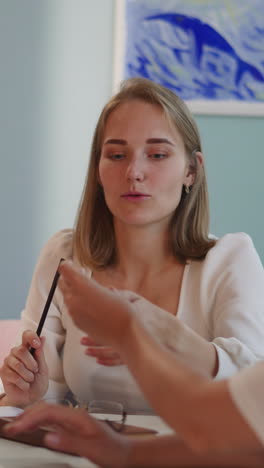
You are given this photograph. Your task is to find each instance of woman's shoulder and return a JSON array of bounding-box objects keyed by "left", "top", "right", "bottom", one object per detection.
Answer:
[
  {"left": 204, "top": 232, "right": 262, "bottom": 270},
  {"left": 187, "top": 233, "right": 263, "bottom": 305},
  {"left": 40, "top": 229, "right": 74, "bottom": 260},
  {"left": 35, "top": 229, "right": 74, "bottom": 277},
  {"left": 212, "top": 232, "right": 253, "bottom": 249},
  {"left": 213, "top": 232, "right": 254, "bottom": 254}
]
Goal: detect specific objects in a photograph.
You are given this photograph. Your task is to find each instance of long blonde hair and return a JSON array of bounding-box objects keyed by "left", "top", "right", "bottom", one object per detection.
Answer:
[{"left": 74, "top": 78, "right": 215, "bottom": 267}]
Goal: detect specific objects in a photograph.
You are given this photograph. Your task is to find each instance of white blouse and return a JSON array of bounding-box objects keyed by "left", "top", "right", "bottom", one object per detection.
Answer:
[{"left": 12, "top": 229, "right": 264, "bottom": 412}]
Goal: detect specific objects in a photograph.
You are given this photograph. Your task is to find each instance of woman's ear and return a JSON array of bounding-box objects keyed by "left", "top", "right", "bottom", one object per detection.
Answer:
[
  {"left": 185, "top": 151, "right": 204, "bottom": 186},
  {"left": 195, "top": 151, "right": 204, "bottom": 167}
]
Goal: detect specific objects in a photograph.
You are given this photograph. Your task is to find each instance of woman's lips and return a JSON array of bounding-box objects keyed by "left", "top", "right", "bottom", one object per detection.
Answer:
[{"left": 121, "top": 192, "right": 151, "bottom": 201}]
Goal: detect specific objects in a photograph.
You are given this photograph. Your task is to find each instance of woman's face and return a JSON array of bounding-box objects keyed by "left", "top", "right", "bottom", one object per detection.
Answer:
[{"left": 99, "top": 99, "right": 194, "bottom": 229}]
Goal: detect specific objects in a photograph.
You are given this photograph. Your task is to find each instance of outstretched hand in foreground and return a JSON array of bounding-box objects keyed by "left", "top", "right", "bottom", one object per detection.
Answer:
[
  {"left": 58, "top": 260, "right": 136, "bottom": 350},
  {"left": 4, "top": 401, "right": 264, "bottom": 468}
]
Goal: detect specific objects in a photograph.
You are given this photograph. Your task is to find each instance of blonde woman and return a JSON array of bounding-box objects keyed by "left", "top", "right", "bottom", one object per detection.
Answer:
[{"left": 1, "top": 78, "right": 264, "bottom": 412}]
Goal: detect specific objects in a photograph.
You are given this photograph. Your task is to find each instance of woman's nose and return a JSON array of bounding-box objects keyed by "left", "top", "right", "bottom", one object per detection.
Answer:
[{"left": 126, "top": 159, "right": 145, "bottom": 182}]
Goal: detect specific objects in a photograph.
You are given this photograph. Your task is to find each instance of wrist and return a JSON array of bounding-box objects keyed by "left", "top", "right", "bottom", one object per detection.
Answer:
[
  {"left": 117, "top": 437, "right": 134, "bottom": 468},
  {"left": 123, "top": 437, "right": 159, "bottom": 468},
  {"left": 0, "top": 392, "right": 28, "bottom": 409}
]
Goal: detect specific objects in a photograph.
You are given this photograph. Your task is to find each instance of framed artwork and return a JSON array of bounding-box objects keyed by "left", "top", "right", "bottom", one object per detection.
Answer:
[{"left": 113, "top": 0, "right": 264, "bottom": 115}]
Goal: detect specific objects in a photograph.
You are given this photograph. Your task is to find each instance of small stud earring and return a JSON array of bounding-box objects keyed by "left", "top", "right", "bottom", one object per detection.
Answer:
[{"left": 185, "top": 185, "right": 190, "bottom": 194}]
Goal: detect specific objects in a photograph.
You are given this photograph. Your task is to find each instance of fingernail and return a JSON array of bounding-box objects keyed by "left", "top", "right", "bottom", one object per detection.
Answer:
[{"left": 32, "top": 339, "right": 40, "bottom": 348}]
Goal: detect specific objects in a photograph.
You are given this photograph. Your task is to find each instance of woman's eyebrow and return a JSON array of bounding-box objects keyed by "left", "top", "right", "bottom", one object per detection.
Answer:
[
  {"left": 104, "top": 138, "right": 127, "bottom": 145},
  {"left": 146, "top": 138, "right": 174, "bottom": 146},
  {"left": 104, "top": 138, "right": 175, "bottom": 146}
]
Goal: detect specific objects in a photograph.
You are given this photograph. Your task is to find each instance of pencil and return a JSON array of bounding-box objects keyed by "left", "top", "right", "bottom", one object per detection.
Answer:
[{"left": 29, "top": 258, "right": 65, "bottom": 355}]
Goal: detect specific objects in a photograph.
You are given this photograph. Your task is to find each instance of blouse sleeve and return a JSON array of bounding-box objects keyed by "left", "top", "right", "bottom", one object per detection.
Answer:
[
  {"left": 20, "top": 229, "right": 74, "bottom": 399},
  {"left": 207, "top": 233, "right": 264, "bottom": 379}
]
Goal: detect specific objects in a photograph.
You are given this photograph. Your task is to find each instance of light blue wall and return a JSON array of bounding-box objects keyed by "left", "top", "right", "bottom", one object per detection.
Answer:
[
  {"left": 0, "top": 0, "right": 263, "bottom": 319},
  {"left": 0, "top": 0, "right": 115, "bottom": 318},
  {"left": 198, "top": 116, "right": 264, "bottom": 262}
]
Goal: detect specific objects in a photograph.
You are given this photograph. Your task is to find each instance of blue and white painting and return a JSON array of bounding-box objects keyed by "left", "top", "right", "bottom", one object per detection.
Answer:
[{"left": 115, "top": 0, "right": 264, "bottom": 114}]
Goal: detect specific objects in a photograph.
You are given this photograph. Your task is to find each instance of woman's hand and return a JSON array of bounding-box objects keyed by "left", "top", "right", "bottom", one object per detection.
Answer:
[
  {"left": 4, "top": 402, "right": 131, "bottom": 468},
  {"left": 81, "top": 336, "right": 124, "bottom": 366},
  {"left": 58, "top": 261, "right": 180, "bottom": 357},
  {"left": 59, "top": 261, "right": 207, "bottom": 371},
  {"left": 58, "top": 261, "right": 134, "bottom": 349},
  {"left": 0, "top": 330, "right": 49, "bottom": 408}
]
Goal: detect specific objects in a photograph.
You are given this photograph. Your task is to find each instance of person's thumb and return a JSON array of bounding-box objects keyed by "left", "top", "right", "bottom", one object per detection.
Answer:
[
  {"left": 34, "top": 336, "right": 48, "bottom": 376},
  {"left": 116, "top": 289, "right": 141, "bottom": 303}
]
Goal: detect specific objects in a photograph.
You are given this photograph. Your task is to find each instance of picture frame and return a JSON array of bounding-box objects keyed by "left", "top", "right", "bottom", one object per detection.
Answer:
[{"left": 113, "top": 0, "right": 264, "bottom": 116}]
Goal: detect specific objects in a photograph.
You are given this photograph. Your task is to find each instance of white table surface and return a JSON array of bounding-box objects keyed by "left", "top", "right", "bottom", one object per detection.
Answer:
[{"left": 0, "top": 415, "right": 173, "bottom": 468}]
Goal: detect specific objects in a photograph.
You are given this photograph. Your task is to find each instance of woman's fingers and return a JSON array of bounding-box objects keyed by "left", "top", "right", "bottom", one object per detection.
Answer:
[
  {"left": 81, "top": 336, "right": 102, "bottom": 346},
  {"left": 21, "top": 330, "right": 41, "bottom": 352},
  {"left": 80, "top": 337, "right": 124, "bottom": 366},
  {"left": 96, "top": 358, "right": 124, "bottom": 366},
  {"left": 58, "top": 260, "right": 134, "bottom": 349},
  {"left": 4, "top": 402, "right": 129, "bottom": 466},
  {"left": 86, "top": 349, "right": 124, "bottom": 366},
  {"left": 1, "top": 336, "right": 48, "bottom": 402},
  {"left": 8, "top": 345, "right": 38, "bottom": 373},
  {"left": 86, "top": 346, "right": 122, "bottom": 361},
  {"left": 5, "top": 355, "right": 36, "bottom": 383},
  {"left": 80, "top": 336, "right": 124, "bottom": 365},
  {"left": 1, "top": 336, "right": 40, "bottom": 392},
  {"left": 115, "top": 289, "right": 141, "bottom": 303},
  {"left": 44, "top": 429, "right": 88, "bottom": 456},
  {"left": 58, "top": 261, "right": 81, "bottom": 297},
  {"left": 2, "top": 366, "right": 31, "bottom": 391}
]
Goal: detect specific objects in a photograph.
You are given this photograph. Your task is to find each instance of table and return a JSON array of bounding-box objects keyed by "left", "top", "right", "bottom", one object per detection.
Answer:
[
  {"left": 0, "top": 415, "right": 173, "bottom": 468},
  {"left": 0, "top": 437, "right": 93, "bottom": 467}
]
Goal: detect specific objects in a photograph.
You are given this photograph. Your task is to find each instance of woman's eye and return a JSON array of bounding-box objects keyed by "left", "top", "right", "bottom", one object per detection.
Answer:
[
  {"left": 150, "top": 153, "right": 167, "bottom": 160},
  {"left": 109, "top": 153, "right": 125, "bottom": 160}
]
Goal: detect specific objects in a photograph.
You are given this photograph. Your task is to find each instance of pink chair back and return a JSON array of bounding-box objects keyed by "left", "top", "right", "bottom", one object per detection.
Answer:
[{"left": 0, "top": 320, "right": 21, "bottom": 367}]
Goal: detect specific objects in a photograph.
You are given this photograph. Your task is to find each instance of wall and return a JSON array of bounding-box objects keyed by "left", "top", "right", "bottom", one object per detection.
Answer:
[
  {"left": 0, "top": 0, "right": 263, "bottom": 318},
  {"left": 0, "top": 0, "right": 114, "bottom": 318},
  {"left": 198, "top": 115, "right": 264, "bottom": 259}
]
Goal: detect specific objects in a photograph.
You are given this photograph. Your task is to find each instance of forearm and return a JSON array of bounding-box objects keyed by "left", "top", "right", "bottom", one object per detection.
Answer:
[
  {"left": 120, "top": 318, "right": 207, "bottom": 436},
  {"left": 126, "top": 434, "right": 264, "bottom": 468},
  {"left": 57, "top": 263, "right": 263, "bottom": 455},
  {"left": 127, "top": 435, "right": 198, "bottom": 468},
  {"left": 164, "top": 320, "right": 218, "bottom": 377},
  {"left": 127, "top": 435, "right": 201, "bottom": 468},
  {"left": 120, "top": 319, "right": 261, "bottom": 452},
  {"left": 131, "top": 296, "right": 218, "bottom": 378}
]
